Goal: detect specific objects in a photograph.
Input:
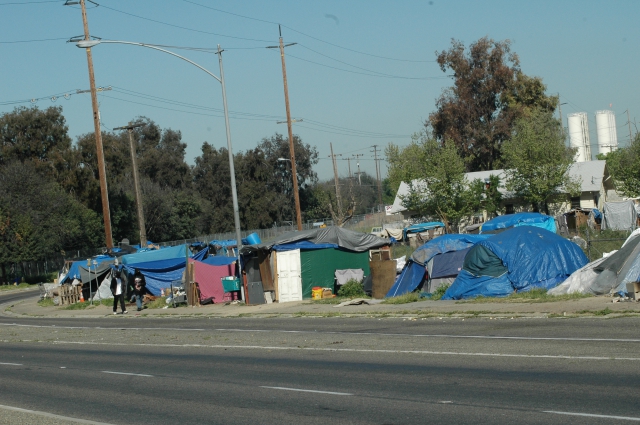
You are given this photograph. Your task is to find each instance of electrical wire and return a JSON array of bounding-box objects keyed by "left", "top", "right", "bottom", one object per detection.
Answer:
[
  {"left": 99, "top": 4, "right": 275, "bottom": 43},
  {"left": 0, "top": 0, "right": 58, "bottom": 4},
  {"left": 0, "top": 37, "right": 68, "bottom": 44},
  {"left": 179, "top": 0, "right": 434, "bottom": 63}
]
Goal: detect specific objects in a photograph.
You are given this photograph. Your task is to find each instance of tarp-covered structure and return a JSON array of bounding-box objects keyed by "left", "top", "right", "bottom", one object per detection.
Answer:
[
  {"left": 443, "top": 226, "right": 588, "bottom": 300},
  {"left": 550, "top": 230, "right": 640, "bottom": 296},
  {"left": 602, "top": 200, "right": 637, "bottom": 231},
  {"left": 480, "top": 212, "right": 556, "bottom": 234},
  {"left": 386, "top": 234, "right": 493, "bottom": 297},
  {"left": 254, "top": 226, "right": 389, "bottom": 253},
  {"left": 245, "top": 226, "right": 389, "bottom": 300}
]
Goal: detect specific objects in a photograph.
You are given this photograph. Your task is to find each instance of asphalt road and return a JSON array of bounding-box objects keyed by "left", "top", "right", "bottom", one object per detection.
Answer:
[{"left": 1, "top": 291, "right": 640, "bottom": 424}]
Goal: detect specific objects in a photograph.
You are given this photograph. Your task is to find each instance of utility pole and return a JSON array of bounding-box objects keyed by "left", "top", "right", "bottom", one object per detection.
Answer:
[
  {"left": 628, "top": 109, "right": 633, "bottom": 146},
  {"left": 346, "top": 157, "right": 352, "bottom": 178},
  {"left": 330, "top": 143, "right": 342, "bottom": 213},
  {"left": 353, "top": 154, "right": 364, "bottom": 185},
  {"left": 71, "top": 0, "right": 113, "bottom": 249},
  {"left": 114, "top": 122, "right": 146, "bottom": 248},
  {"left": 371, "top": 145, "right": 383, "bottom": 211},
  {"left": 268, "top": 26, "right": 302, "bottom": 231}
]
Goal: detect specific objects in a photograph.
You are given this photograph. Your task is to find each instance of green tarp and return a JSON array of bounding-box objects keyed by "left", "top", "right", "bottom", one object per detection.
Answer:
[{"left": 300, "top": 248, "right": 370, "bottom": 299}]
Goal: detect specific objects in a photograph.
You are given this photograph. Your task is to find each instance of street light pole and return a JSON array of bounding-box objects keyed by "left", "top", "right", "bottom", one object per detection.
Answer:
[{"left": 74, "top": 39, "right": 244, "bottom": 263}]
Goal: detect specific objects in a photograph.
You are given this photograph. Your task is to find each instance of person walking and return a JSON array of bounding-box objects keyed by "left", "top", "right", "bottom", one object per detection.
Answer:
[
  {"left": 133, "top": 269, "right": 147, "bottom": 311},
  {"left": 110, "top": 268, "right": 127, "bottom": 315}
]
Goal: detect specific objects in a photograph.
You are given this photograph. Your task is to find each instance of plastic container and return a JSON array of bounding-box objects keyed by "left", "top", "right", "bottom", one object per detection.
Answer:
[
  {"left": 245, "top": 232, "right": 261, "bottom": 245},
  {"left": 312, "top": 286, "right": 323, "bottom": 300},
  {"left": 222, "top": 276, "right": 241, "bottom": 292}
]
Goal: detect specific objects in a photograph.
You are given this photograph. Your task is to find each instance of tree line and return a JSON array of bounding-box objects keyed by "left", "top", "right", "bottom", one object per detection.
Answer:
[{"left": 0, "top": 106, "right": 385, "bottom": 282}]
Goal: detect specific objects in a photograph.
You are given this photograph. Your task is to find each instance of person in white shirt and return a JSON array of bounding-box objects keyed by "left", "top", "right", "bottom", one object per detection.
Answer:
[{"left": 109, "top": 269, "right": 128, "bottom": 315}]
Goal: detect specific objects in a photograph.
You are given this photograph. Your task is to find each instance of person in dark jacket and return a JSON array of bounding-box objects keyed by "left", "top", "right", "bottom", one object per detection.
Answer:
[
  {"left": 110, "top": 269, "right": 127, "bottom": 315},
  {"left": 132, "top": 269, "right": 147, "bottom": 311}
]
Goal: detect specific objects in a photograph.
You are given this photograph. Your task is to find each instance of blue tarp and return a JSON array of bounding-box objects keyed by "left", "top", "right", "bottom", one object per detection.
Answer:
[
  {"left": 411, "top": 234, "right": 493, "bottom": 266},
  {"left": 122, "top": 257, "right": 186, "bottom": 296},
  {"left": 403, "top": 222, "right": 445, "bottom": 240},
  {"left": 443, "top": 226, "right": 588, "bottom": 300},
  {"left": 201, "top": 256, "right": 237, "bottom": 266},
  {"left": 386, "top": 234, "right": 491, "bottom": 297},
  {"left": 120, "top": 244, "right": 188, "bottom": 265},
  {"left": 480, "top": 212, "right": 556, "bottom": 234},
  {"left": 388, "top": 262, "right": 426, "bottom": 298},
  {"left": 272, "top": 241, "right": 339, "bottom": 251},
  {"left": 64, "top": 255, "right": 117, "bottom": 282}
]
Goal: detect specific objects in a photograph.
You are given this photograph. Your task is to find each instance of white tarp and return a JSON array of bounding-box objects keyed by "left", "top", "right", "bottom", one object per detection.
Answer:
[
  {"left": 602, "top": 200, "right": 637, "bottom": 231},
  {"left": 548, "top": 257, "right": 606, "bottom": 295},
  {"left": 91, "top": 277, "right": 113, "bottom": 301}
]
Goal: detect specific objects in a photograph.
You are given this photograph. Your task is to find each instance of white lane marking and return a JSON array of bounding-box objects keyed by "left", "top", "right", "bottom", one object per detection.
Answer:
[
  {"left": 260, "top": 386, "right": 352, "bottom": 396},
  {"left": 0, "top": 403, "right": 115, "bottom": 424},
  {"left": 48, "top": 340, "right": 640, "bottom": 361},
  {"left": 101, "top": 370, "right": 153, "bottom": 377},
  {"left": 545, "top": 410, "right": 640, "bottom": 421},
  {"left": 0, "top": 362, "right": 22, "bottom": 366},
  {"left": 4, "top": 323, "right": 640, "bottom": 343}
]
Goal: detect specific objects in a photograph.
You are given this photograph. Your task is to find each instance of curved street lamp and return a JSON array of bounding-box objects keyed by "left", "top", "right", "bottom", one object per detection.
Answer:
[{"left": 75, "top": 39, "right": 243, "bottom": 260}]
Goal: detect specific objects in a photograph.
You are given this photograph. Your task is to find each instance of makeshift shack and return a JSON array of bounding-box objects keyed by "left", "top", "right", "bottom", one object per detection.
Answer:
[
  {"left": 443, "top": 226, "right": 588, "bottom": 300},
  {"left": 243, "top": 227, "right": 389, "bottom": 302}
]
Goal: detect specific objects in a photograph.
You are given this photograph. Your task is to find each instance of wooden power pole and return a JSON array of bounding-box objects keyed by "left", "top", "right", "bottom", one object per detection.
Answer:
[
  {"left": 114, "top": 122, "right": 147, "bottom": 248},
  {"left": 372, "top": 145, "right": 383, "bottom": 211},
  {"left": 268, "top": 26, "right": 302, "bottom": 231},
  {"left": 75, "top": 0, "right": 113, "bottom": 249}
]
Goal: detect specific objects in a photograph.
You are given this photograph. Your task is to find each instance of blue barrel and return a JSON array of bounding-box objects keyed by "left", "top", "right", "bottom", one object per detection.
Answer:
[{"left": 245, "top": 232, "right": 261, "bottom": 245}]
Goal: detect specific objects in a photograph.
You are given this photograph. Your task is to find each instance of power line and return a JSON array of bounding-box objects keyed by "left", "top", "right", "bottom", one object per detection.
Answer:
[
  {"left": 0, "top": 0, "right": 58, "bottom": 4},
  {"left": 0, "top": 37, "right": 68, "bottom": 44},
  {"left": 99, "top": 4, "right": 275, "bottom": 43}
]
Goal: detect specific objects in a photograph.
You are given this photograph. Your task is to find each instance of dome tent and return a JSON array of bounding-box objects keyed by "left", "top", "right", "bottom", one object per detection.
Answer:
[{"left": 443, "top": 226, "right": 588, "bottom": 300}]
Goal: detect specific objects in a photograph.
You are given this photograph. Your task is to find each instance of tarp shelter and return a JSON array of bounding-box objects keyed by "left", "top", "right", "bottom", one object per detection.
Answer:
[
  {"left": 480, "top": 213, "right": 556, "bottom": 234},
  {"left": 123, "top": 257, "right": 185, "bottom": 296},
  {"left": 189, "top": 259, "right": 236, "bottom": 304},
  {"left": 602, "top": 200, "right": 637, "bottom": 231},
  {"left": 254, "top": 226, "right": 389, "bottom": 253},
  {"left": 386, "top": 234, "right": 492, "bottom": 297},
  {"left": 443, "top": 226, "right": 588, "bottom": 300},
  {"left": 120, "top": 244, "right": 189, "bottom": 265},
  {"left": 550, "top": 231, "right": 640, "bottom": 296},
  {"left": 402, "top": 222, "right": 445, "bottom": 241}
]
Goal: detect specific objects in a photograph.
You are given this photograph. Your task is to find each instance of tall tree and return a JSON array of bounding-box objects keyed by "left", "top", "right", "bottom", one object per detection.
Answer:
[
  {"left": 502, "top": 108, "right": 578, "bottom": 214},
  {"left": 603, "top": 133, "right": 640, "bottom": 197},
  {"left": 429, "top": 37, "right": 558, "bottom": 172}
]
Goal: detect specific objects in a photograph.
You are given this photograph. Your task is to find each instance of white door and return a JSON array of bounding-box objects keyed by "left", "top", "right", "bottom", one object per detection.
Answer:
[{"left": 277, "top": 249, "right": 302, "bottom": 302}]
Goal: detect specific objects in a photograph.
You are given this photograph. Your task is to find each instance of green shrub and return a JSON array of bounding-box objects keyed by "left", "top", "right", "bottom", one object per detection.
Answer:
[
  {"left": 337, "top": 279, "right": 366, "bottom": 298},
  {"left": 431, "top": 283, "right": 450, "bottom": 300}
]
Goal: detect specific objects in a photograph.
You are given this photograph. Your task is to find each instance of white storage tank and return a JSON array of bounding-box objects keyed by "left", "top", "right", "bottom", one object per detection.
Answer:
[
  {"left": 595, "top": 110, "right": 618, "bottom": 155},
  {"left": 567, "top": 112, "right": 591, "bottom": 162}
]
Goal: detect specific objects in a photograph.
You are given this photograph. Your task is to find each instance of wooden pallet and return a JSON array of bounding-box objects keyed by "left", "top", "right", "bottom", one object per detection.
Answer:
[{"left": 59, "top": 285, "right": 82, "bottom": 305}]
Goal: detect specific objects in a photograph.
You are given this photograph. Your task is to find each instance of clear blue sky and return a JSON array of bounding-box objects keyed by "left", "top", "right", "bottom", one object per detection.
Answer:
[{"left": 1, "top": 0, "right": 638, "bottom": 182}]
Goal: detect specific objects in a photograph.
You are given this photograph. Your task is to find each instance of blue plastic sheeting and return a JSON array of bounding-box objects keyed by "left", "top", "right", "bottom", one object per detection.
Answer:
[
  {"left": 386, "top": 234, "right": 491, "bottom": 298},
  {"left": 123, "top": 257, "right": 186, "bottom": 296},
  {"left": 444, "top": 269, "right": 514, "bottom": 299},
  {"left": 403, "top": 222, "right": 445, "bottom": 240},
  {"left": 591, "top": 208, "right": 602, "bottom": 220},
  {"left": 210, "top": 239, "right": 237, "bottom": 247},
  {"left": 387, "top": 261, "right": 426, "bottom": 298},
  {"left": 120, "top": 244, "right": 188, "bottom": 265},
  {"left": 191, "top": 247, "right": 208, "bottom": 262},
  {"left": 201, "top": 256, "right": 237, "bottom": 266},
  {"left": 272, "top": 241, "right": 339, "bottom": 251},
  {"left": 480, "top": 212, "right": 556, "bottom": 234},
  {"left": 443, "top": 226, "right": 588, "bottom": 299},
  {"left": 411, "top": 234, "right": 493, "bottom": 266},
  {"left": 64, "top": 255, "right": 117, "bottom": 282}
]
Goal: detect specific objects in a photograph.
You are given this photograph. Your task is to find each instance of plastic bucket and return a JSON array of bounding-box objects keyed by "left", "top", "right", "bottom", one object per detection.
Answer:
[
  {"left": 245, "top": 232, "right": 261, "bottom": 245},
  {"left": 312, "top": 286, "right": 323, "bottom": 300}
]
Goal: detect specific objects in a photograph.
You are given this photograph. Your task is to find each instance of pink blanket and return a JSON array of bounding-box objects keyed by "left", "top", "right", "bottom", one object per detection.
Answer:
[{"left": 190, "top": 259, "right": 236, "bottom": 304}]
